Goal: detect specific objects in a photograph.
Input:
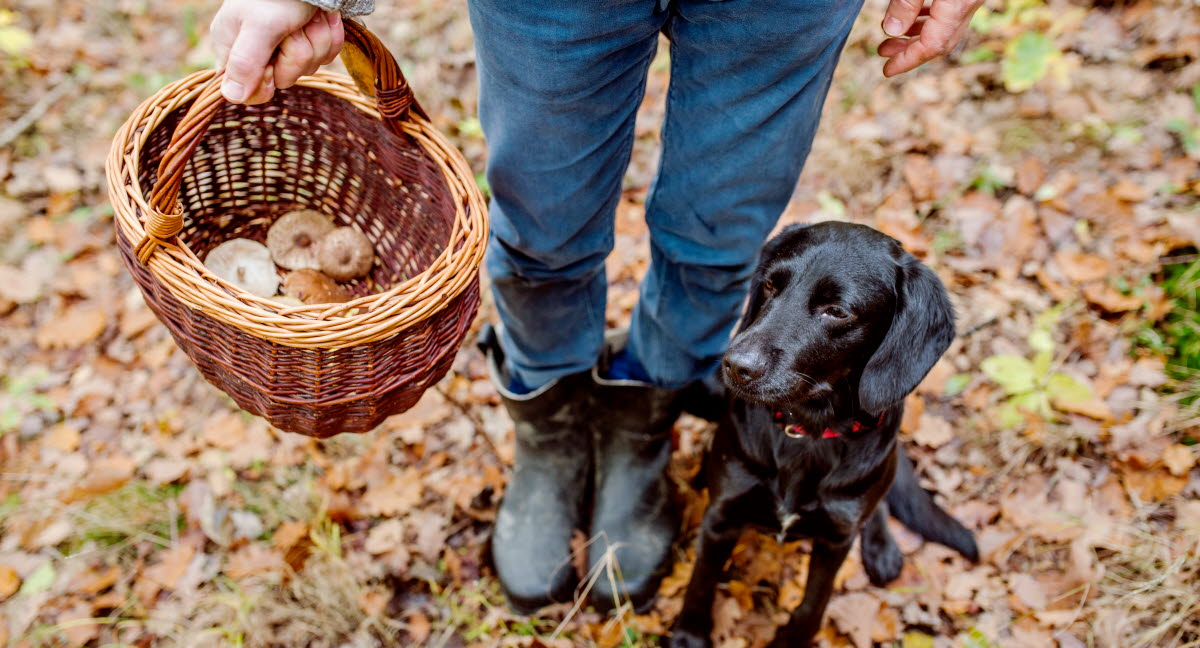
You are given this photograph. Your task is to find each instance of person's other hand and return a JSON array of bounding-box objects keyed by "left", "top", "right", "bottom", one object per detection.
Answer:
[
  {"left": 211, "top": 0, "right": 345, "bottom": 104},
  {"left": 878, "top": 0, "right": 984, "bottom": 77}
]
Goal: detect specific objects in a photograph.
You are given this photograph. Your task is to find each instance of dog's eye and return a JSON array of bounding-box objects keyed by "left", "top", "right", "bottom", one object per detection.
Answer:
[
  {"left": 761, "top": 279, "right": 777, "bottom": 297},
  {"left": 822, "top": 305, "right": 851, "bottom": 320}
]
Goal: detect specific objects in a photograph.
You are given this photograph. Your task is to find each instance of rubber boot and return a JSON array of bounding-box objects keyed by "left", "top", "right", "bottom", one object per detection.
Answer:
[
  {"left": 478, "top": 324, "right": 593, "bottom": 614},
  {"left": 587, "top": 331, "right": 683, "bottom": 613}
]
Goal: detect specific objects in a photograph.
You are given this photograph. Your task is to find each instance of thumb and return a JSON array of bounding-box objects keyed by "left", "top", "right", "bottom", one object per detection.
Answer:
[
  {"left": 882, "top": 0, "right": 924, "bottom": 37},
  {"left": 223, "top": 21, "right": 287, "bottom": 103}
]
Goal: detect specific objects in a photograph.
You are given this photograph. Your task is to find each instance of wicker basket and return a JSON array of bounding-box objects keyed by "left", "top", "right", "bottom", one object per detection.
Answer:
[{"left": 106, "top": 21, "right": 487, "bottom": 438}]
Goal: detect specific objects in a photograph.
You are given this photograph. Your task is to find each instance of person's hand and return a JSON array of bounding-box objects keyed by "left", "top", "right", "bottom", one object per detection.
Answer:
[
  {"left": 878, "top": 0, "right": 984, "bottom": 77},
  {"left": 210, "top": 0, "right": 345, "bottom": 105}
]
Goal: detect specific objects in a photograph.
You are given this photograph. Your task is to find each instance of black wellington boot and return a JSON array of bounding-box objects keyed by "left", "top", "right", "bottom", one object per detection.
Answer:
[
  {"left": 477, "top": 324, "right": 593, "bottom": 614},
  {"left": 587, "top": 331, "right": 683, "bottom": 613}
]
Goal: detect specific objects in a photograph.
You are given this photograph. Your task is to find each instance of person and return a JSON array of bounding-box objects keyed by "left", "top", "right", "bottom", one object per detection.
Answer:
[{"left": 210, "top": 0, "right": 984, "bottom": 614}]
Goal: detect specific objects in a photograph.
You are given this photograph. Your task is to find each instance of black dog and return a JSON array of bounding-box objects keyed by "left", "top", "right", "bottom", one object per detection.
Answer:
[{"left": 667, "top": 222, "right": 978, "bottom": 648}]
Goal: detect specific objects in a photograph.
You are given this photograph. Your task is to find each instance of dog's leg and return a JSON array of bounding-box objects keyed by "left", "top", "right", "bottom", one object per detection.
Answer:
[
  {"left": 767, "top": 538, "right": 853, "bottom": 647},
  {"left": 666, "top": 508, "right": 741, "bottom": 648},
  {"left": 859, "top": 503, "right": 904, "bottom": 586}
]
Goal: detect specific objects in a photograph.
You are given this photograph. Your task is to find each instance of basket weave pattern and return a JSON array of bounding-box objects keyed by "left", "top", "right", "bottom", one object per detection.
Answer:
[{"left": 107, "top": 24, "right": 487, "bottom": 437}]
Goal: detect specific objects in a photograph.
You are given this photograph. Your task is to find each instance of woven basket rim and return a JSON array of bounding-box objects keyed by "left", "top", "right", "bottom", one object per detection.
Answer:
[{"left": 106, "top": 69, "right": 487, "bottom": 350}]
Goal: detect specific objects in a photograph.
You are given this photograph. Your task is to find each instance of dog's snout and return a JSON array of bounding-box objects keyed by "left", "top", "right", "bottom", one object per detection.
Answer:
[{"left": 723, "top": 346, "right": 768, "bottom": 385}]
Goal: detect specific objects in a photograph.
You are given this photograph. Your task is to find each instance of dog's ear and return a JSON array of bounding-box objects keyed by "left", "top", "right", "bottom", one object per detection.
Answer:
[
  {"left": 739, "top": 224, "right": 807, "bottom": 333},
  {"left": 858, "top": 256, "right": 955, "bottom": 415}
]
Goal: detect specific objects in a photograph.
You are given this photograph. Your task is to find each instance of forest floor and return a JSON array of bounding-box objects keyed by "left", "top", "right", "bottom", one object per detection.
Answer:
[{"left": 1, "top": 0, "right": 1199, "bottom": 646}]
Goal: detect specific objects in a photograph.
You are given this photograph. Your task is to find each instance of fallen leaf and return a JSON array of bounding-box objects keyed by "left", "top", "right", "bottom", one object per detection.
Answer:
[
  {"left": 365, "top": 519, "right": 406, "bottom": 555},
  {"left": 35, "top": 302, "right": 107, "bottom": 350},
  {"left": 1054, "top": 251, "right": 1109, "bottom": 284},
  {"left": 0, "top": 565, "right": 19, "bottom": 602},
  {"left": 1015, "top": 157, "right": 1046, "bottom": 195},
  {"left": 912, "top": 413, "right": 954, "bottom": 448},
  {"left": 826, "top": 592, "right": 882, "bottom": 648},
  {"left": 225, "top": 544, "right": 286, "bottom": 580},
  {"left": 361, "top": 470, "right": 423, "bottom": 516},
  {"left": 59, "top": 602, "right": 100, "bottom": 647},
  {"left": 1082, "top": 282, "right": 1143, "bottom": 313},
  {"left": 61, "top": 455, "right": 136, "bottom": 503},
  {"left": 406, "top": 611, "right": 432, "bottom": 644},
  {"left": 1162, "top": 444, "right": 1195, "bottom": 477},
  {"left": 903, "top": 154, "right": 937, "bottom": 202},
  {"left": 18, "top": 562, "right": 56, "bottom": 596},
  {"left": 1008, "top": 573, "right": 1048, "bottom": 612},
  {"left": 143, "top": 542, "right": 196, "bottom": 591},
  {"left": 44, "top": 424, "right": 81, "bottom": 452}
]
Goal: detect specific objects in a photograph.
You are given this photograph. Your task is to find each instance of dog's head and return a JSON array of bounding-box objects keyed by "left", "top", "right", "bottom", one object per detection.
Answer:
[{"left": 723, "top": 222, "right": 955, "bottom": 416}]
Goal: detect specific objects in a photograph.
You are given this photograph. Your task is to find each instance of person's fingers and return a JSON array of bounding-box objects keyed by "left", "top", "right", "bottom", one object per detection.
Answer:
[
  {"left": 877, "top": 38, "right": 909, "bottom": 58},
  {"left": 324, "top": 11, "right": 345, "bottom": 65},
  {"left": 303, "top": 13, "right": 335, "bottom": 70},
  {"left": 223, "top": 21, "right": 287, "bottom": 103},
  {"left": 882, "top": 37, "right": 938, "bottom": 77},
  {"left": 210, "top": 11, "right": 234, "bottom": 71},
  {"left": 882, "top": 0, "right": 925, "bottom": 38},
  {"left": 275, "top": 29, "right": 314, "bottom": 89},
  {"left": 243, "top": 65, "right": 277, "bottom": 105}
]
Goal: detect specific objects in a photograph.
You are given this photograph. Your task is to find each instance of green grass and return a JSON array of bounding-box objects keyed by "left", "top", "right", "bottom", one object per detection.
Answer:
[{"left": 1137, "top": 252, "right": 1200, "bottom": 416}]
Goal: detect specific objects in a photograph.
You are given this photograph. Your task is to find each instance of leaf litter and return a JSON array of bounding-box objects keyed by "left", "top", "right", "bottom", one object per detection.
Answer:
[{"left": 1, "top": 0, "right": 1199, "bottom": 646}]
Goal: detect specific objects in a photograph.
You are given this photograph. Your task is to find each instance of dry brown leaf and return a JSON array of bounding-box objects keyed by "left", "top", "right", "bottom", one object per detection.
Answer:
[
  {"left": 826, "top": 591, "right": 882, "bottom": 648},
  {"left": 1016, "top": 157, "right": 1047, "bottom": 195},
  {"left": 59, "top": 602, "right": 100, "bottom": 647},
  {"left": 1110, "top": 179, "right": 1149, "bottom": 203},
  {"left": 61, "top": 455, "right": 136, "bottom": 503},
  {"left": 1161, "top": 444, "right": 1196, "bottom": 477},
  {"left": 203, "top": 410, "right": 247, "bottom": 450},
  {"left": 361, "top": 470, "right": 423, "bottom": 516},
  {"left": 358, "top": 588, "right": 389, "bottom": 617},
  {"left": 273, "top": 521, "right": 310, "bottom": 553},
  {"left": 1053, "top": 251, "right": 1110, "bottom": 284},
  {"left": 1053, "top": 395, "right": 1112, "bottom": 421},
  {"left": 1121, "top": 468, "right": 1188, "bottom": 502},
  {"left": 225, "top": 544, "right": 287, "bottom": 580},
  {"left": 78, "top": 565, "right": 120, "bottom": 595},
  {"left": 143, "top": 542, "right": 197, "bottom": 591},
  {"left": 903, "top": 154, "right": 936, "bottom": 202},
  {"left": 1081, "top": 282, "right": 1143, "bottom": 313},
  {"left": 35, "top": 302, "right": 107, "bottom": 350},
  {"left": 365, "top": 519, "right": 406, "bottom": 555},
  {"left": 406, "top": 611, "right": 432, "bottom": 644},
  {"left": 0, "top": 565, "right": 19, "bottom": 602},
  {"left": 912, "top": 413, "right": 954, "bottom": 448},
  {"left": 44, "top": 423, "right": 81, "bottom": 452},
  {"left": 1008, "top": 573, "right": 1048, "bottom": 612}
]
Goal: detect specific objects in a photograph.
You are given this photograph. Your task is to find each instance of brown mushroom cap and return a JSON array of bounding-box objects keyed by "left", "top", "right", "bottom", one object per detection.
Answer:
[
  {"left": 317, "top": 227, "right": 375, "bottom": 281},
  {"left": 282, "top": 269, "right": 352, "bottom": 305},
  {"left": 266, "top": 210, "right": 336, "bottom": 270},
  {"left": 205, "top": 238, "right": 279, "bottom": 298}
]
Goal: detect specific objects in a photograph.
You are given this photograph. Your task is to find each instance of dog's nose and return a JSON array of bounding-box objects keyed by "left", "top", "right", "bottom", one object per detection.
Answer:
[{"left": 723, "top": 347, "right": 767, "bottom": 385}]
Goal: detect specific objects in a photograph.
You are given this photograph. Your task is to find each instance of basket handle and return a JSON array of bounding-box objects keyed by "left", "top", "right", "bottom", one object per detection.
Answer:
[{"left": 135, "top": 20, "right": 424, "bottom": 264}]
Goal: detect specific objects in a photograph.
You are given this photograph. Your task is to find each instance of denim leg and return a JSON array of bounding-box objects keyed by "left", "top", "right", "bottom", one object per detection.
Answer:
[
  {"left": 628, "top": 0, "right": 866, "bottom": 387},
  {"left": 467, "top": 0, "right": 665, "bottom": 391}
]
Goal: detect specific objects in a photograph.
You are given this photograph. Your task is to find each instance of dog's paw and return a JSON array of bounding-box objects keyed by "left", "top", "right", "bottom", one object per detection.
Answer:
[
  {"left": 862, "top": 535, "right": 904, "bottom": 586},
  {"left": 664, "top": 629, "right": 713, "bottom": 648}
]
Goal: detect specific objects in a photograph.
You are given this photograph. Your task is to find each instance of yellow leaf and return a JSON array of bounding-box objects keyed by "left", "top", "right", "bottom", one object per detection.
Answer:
[
  {"left": 1162, "top": 444, "right": 1196, "bottom": 477},
  {"left": 0, "top": 11, "right": 32, "bottom": 56}
]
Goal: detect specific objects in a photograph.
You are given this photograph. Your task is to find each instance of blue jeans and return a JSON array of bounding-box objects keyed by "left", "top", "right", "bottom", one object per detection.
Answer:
[{"left": 468, "top": 0, "right": 864, "bottom": 390}]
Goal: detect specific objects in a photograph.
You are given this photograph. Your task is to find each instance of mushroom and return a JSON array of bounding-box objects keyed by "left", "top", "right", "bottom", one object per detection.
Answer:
[
  {"left": 205, "top": 238, "right": 279, "bottom": 298},
  {"left": 266, "top": 210, "right": 336, "bottom": 270},
  {"left": 317, "top": 227, "right": 375, "bottom": 281},
  {"left": 282, "top": 269, "right": 352, "bottom": 305}
]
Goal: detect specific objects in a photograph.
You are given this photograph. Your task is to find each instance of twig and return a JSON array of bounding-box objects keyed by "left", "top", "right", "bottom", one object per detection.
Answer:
[{"left": 0, "top": 78, "right": 75, "bottom": 148}]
